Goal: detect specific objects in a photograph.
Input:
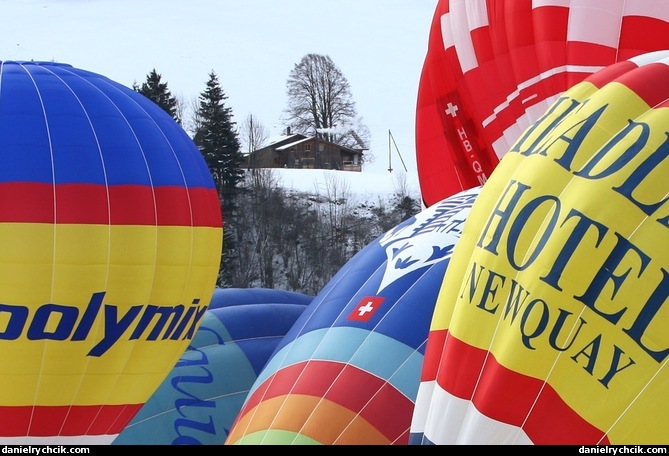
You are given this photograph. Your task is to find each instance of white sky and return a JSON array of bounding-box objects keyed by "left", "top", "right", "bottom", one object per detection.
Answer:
[{"left": 3, "top": 0, "right": 439, "bottom": 189}]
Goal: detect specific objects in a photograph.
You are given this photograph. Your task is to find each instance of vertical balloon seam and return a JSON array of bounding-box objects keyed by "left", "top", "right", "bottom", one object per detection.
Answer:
[
  {"left": 512, "top": 168, "right": 601, "bottom": 444},
  {"left": 421, "top": 137, "right": 580, "bottom": 444},
  {"left": 489, "top": 144, "right": 593, "bottom": 441},
  {"left": 57, "top": 63, "right": 131, "bottom": 439},
  {"left": 54, "top": 63, "right": 126, "bottom": 440},
  {"left": 15, "top": 62, "right": 65, "bottom": 440}
]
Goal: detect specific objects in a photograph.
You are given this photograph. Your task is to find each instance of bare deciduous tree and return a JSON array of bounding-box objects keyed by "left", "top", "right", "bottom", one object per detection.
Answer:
[
  {"left": 233, "top": 168, "right": 283, "bottom": 288},
  {"left": 284, "top": 53, "right": 370, "bottom": 154},
  {"left": 177, "top": 95, "right": 202, "bottom": 138},
  {"left": 321, "top": 172, "right": 353, "bottom": 272},
  {"left": 228, "top": 171, "right": 421, "bottom": 293},
  {"left": 239, "top": 114, "right": 270, "bottom": 168},
  {"left": 174, "top": 93, "right": 199, "bottom": 136}
]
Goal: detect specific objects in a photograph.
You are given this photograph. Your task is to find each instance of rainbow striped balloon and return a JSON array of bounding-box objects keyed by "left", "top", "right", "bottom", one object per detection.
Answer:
[
  {"left": 226, "top": 187, "right": 479, "bottom": 445},
  {"left": 0, "top": 61, "right": 222, "bottom": 444}
]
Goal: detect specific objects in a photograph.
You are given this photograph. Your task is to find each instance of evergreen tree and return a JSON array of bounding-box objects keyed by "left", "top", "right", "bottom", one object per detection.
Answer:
[
  {"left": 193, "top": 71, "right": 244, "bottom": 287},
  {"left": 135, "top": 69, "right": 180, "bottom": 123}
]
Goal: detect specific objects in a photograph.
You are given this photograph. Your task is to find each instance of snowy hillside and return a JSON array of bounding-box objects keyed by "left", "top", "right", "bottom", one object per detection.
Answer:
[{"left": 269, "top": 167, "right": 422, "bottom": 204}]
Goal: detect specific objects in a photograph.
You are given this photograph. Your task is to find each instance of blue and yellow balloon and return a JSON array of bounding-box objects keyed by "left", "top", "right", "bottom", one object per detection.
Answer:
[{"left": 0, "top": 61, "right": 222, "bottom": 444}]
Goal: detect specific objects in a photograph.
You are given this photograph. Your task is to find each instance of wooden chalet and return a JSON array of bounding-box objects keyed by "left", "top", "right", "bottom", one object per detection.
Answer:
[{"left": 247, "top": 133, "right": 364, "bottom": 172}]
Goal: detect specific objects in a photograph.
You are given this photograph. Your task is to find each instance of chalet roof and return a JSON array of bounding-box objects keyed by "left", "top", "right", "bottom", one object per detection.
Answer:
[
  {"left": 276, "top": 137, "right": 311, "bottom": 151},
  {"left": 266, "top": 134, "right": 305, "bottom": 147},
  {"left": 259, "top": 133, "right": 364, "bottom": 155}
]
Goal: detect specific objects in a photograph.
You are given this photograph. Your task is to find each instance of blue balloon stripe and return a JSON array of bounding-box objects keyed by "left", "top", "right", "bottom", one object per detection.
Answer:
[
  {"left": 208, "top": 287, "right": 313, "bottom": 309},
  {"left": 254, "top": 327, "right": 423, "bottom": 401},
  {"left": 0, "top": 61, "right": 215, "bottom": 189}
]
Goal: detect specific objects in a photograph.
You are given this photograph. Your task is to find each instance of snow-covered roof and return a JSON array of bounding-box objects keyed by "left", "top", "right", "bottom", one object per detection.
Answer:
[
  {"left": 275, "top": 137, "right": 312, "bottom": 151},
  {"left": 262, "top": 133, "right": 364, "bottom": 154},
  {"left": 265, "top": 134, "right": 303, "bottom": 147}
]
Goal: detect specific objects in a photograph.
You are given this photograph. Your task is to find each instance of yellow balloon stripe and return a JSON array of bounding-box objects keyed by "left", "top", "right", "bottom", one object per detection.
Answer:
[
  {"left": 227, "top": 395, "right": 390, "bottom": 445},
  {"left": 0, "top": 223, "right": 221, "bottom": 406}
]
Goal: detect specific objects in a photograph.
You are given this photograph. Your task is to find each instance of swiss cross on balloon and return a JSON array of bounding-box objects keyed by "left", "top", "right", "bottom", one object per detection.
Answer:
[
  {"left": 445, "top": 102, "right": 459, "bottom": 117},
  {"left": 348, "top": 296, "right": 385, "bottom": 322}
]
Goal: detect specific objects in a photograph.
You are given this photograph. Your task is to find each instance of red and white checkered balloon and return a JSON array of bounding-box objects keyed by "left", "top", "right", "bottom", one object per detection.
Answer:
[{"left": 416, "top": 0, "right": 669, "bottom": 207}]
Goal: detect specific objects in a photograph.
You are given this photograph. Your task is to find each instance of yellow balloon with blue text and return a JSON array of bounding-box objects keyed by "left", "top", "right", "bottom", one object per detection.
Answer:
[
  {"left": 411, "top": 51, "right": 669, "bottom": 445},
  {"left": 0, "top": 61, "right": 222, "bottom": 444}
]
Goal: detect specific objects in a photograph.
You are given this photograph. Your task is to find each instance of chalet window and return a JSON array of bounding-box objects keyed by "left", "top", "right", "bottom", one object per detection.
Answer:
[{"left": 305, "top": 144, "right": 311, "bottom": 151}]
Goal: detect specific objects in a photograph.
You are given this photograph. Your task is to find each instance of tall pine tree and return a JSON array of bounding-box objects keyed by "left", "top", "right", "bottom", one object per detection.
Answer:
[
  {"left": 193, "top": 71, "right": 244, "bottom": 287},
  {"left": 135, "top": 69, "right": 180, "bottom": 123}
]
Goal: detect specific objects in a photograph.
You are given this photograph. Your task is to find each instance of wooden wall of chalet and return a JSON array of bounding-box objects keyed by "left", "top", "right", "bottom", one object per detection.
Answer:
[{"left": 249, "top": 138, "right": 362, "bottom": 172}]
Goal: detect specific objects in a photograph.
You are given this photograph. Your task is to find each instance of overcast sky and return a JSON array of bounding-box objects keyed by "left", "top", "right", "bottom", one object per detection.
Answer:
[{"left": 3, "top": 0, "right": 439, "bottom": 180}]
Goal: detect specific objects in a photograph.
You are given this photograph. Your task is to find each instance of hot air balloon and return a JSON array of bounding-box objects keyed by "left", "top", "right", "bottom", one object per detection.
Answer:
[
  {"left": 0, "top": 60, "right": 222, "bottom": 444},
  {"left": 225, "top": 186, "right": 480, "bottom": 445},
  {"left": 416, "top": 0, "right": 669, "bottom": 207},
  {"left": 113, "top": 288, "right": 313, "bottom": 445},
  {"left": 206, "top": 287, "right": 313, "bottom": 310},
  {"left": 411, "top": 50, "right": 669, "bottom": 445}
]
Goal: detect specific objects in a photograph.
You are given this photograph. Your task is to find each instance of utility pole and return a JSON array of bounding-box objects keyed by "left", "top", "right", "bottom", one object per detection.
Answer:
[
  {"left": 388, "top": 129, "right": 393, "bottom": 172},
  {"left": 388, "top": 129, "right": 407, "bottom": 173}
]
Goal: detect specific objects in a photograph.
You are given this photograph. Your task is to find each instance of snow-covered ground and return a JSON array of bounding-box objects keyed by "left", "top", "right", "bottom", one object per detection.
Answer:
[{"left": 270, "top": 167, "right": 422, "bottom": 203}]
